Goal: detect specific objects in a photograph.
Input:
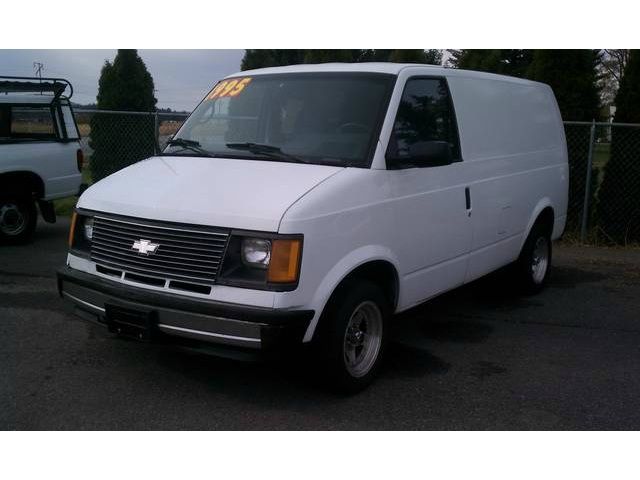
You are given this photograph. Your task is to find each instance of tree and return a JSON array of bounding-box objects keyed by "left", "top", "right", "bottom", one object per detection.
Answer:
[
  {"left": 95, "top": 49, "right": 156, "bottom": 112},
  {"left": 525, "top": 50, "right": 602, "bottom": 233},
  {"left": 89, "top": 50, "right": 157, "bottom": 182},
  {"left": 388, "top": 49, "right": 442, "bottom": 65},
  {"left": 597, "top": 50, "right": 640, "bottom": 243},
  {"left": 241, "top": 50, "right": 306, "bottom": 70},
  {"left": 598, "top": 49, "right": 631, "bottom": 106},
  {"left": 447, "top": 49, "right": 533, "bottom": 77},
  {"left": 303, "top": 50, "right": 363, "bottom": 63},
  {"left": 359, "top": 49, "right": 394, "bottom": 62},
  {"left": 240, "top": 49, "right": 443, "bottom": 70},
  {"left": 526, "top": 50, "right": 600, "bottom": 121}
]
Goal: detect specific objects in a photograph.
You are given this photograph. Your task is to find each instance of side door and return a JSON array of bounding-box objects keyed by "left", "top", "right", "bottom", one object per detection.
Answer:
[{"left": 387, "top": 77, "right": 473, "bottom": 309}]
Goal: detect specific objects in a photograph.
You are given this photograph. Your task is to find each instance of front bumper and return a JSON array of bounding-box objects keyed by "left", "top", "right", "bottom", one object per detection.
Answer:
[{"left": 57, "top": 266, "right": 313, "bottom": 351}]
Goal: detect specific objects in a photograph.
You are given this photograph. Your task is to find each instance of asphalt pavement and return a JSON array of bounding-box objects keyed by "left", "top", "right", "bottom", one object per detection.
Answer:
[{"left": 2, "top": 218, "right": 640, "bottom": 430}]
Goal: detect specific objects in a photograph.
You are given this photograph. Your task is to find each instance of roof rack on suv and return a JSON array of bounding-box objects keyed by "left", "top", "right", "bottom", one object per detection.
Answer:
[{"left": 0, "top": 75, "right": 73, "bottom": 99}]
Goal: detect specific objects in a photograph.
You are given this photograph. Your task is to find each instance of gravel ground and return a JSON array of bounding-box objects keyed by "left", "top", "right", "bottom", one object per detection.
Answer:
[{"left": 2, "top": 218, "right": 640, "bottom": 430}]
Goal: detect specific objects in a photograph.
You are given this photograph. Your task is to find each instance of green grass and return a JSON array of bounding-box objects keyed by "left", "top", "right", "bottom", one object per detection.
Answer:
[{"left": 53, "top": 168, "right": 92, "bottom": 216}]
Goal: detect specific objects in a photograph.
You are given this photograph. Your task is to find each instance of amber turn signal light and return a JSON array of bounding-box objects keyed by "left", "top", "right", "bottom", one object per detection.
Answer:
[
  {"left": 68, "top": 211, "right": 77, "bottom": 247},
  {"left": 267, "top": 239, "right": 302, "bottom": 284}
]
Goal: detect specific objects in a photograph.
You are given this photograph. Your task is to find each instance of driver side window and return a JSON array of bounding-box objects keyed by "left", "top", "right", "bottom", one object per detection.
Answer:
[{"left": 387, "top": 78, "right": 461, "bottom": 164}]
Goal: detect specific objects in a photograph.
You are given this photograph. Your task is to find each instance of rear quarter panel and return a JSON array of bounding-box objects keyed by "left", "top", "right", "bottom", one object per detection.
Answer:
[{"left": 445, "top": 74, "right": 568, "bottom": 280}]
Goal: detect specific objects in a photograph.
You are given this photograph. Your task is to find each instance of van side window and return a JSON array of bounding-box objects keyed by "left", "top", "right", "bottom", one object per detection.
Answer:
[{"left": 387, "top": 78, "right": 461, "bottom": 164}]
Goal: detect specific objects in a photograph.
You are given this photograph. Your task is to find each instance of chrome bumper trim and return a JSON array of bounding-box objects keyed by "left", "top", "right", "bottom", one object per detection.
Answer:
[
  {"left": 157, "top": 323, "right": 261, "bottom": 344},
  {"left": 62, "top": 291, "right": 105, "bottom": 313}
]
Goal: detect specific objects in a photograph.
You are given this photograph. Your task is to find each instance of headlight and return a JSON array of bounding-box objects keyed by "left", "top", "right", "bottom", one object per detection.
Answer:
[
  {"left": 241, "top": 238, "right": 271, "bottom": 269},
  {"left": 219, "top": 233, "right": 302, "bottom": 291},
  {"left": 83, "top": 217, "right": 94, "bottom": 240}
]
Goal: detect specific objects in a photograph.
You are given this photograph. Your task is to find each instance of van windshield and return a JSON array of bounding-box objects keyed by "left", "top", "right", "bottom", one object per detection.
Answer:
[{"left": 166, "top": 73, "right": 395, "bottom": 167}]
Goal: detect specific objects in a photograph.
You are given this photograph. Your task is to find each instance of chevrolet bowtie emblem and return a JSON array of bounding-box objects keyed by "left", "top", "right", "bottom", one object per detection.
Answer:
[{"left": 131, "top": 239, "right": 160, "bottom": 255}]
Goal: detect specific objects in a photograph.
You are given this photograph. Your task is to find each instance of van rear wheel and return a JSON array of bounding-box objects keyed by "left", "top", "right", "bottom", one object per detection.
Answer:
[
  {"left": 0, "top": 196, "right": 37, "bottom": 245},
  {"left": 320, "top": 280, "right": 389, "bottom": 393},
  {"left": 515, "top": 224, "right": 552, "bottom": 294}
]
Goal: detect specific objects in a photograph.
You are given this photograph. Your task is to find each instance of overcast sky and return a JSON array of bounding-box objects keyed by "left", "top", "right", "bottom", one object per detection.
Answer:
[{"left": 0, "top": 50, "right": 244, "bottom": 111}]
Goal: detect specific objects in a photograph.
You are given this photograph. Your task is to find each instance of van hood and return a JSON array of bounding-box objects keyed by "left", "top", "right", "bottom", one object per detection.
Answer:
[{"left": 78, "top": 156, "right": 343, "bottom": 231}]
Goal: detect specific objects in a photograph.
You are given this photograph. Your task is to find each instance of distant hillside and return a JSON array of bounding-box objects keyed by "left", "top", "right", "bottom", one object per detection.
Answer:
[{"left": 71, "top": 102, "right": 97, "bottom": 109}]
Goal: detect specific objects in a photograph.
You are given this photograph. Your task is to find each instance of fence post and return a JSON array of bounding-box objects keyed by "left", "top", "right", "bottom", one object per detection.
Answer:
[
  {"left": 154, "top": 112, "right": 160, "bottom": 155},
  {"left": 580, "top": 119, "right": 597, "bottom": 242}
]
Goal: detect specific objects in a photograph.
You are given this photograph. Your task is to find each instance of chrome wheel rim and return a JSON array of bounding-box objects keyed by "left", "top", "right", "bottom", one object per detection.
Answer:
[
  {"left": 343, "top": 301, "right": 383, "bottom": 378},
  {"left": 531, "top": 236, "right": 549, "bottom": 284},
  {"left": 0, "top": 203, "right": 27, "bottom": 236}
]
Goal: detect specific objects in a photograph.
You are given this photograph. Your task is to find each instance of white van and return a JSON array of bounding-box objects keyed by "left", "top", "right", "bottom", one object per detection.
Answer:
[{"left": 58, "top": 63, "right": 568, "bottom": 391}]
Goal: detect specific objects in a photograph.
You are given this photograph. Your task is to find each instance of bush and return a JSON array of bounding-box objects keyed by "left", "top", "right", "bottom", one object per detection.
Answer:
[
  {"left": 597, "top": 50, "right": 640, "bottom": 243},
  {"left": 89, "top": 49, "right": 157, "bottom": 182},
  {"left": 597, "top": 127, "right": 640, "bottom": 243}
]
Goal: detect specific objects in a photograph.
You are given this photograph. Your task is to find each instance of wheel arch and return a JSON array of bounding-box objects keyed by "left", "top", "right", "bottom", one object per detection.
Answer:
[
  {"left": 303, "top": 247, "right": 401, "bottom": 342},
  {"left": 520, "top": 200, "right": 555, "bottom": 254},
  {"left": 0, "top": 170, "right": 45, "bottom": 199}
]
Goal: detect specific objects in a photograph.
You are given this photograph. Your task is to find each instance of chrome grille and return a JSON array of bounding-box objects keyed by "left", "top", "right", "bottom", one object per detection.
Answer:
[{"left": 90, "top": 215, "right": 229, "bottom": 285}]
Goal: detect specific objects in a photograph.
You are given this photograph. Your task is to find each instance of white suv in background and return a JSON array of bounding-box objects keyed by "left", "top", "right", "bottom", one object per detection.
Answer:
[
  {"left": 0, "top": 76, "right": 83, "bottom": 244},
  {"left": 58, "top": 63, "right": 568, "bottom": 391}
]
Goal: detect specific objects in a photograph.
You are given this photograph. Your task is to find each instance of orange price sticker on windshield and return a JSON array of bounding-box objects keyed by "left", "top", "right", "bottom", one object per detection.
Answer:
[{"left": 206, "top": 77, "right": 252, "bottom": 100}]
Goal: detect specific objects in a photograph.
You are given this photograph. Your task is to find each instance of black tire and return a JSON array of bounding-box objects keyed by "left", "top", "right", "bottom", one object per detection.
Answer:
[
  {"left": 514, "top": 223, "right": 552, "bottom": 295},
  {"left": 319, "top": 280, "right": 390, "bottom": 393},
  {"left": 0, "top": 196, "right": 37, "bottom": 245}
]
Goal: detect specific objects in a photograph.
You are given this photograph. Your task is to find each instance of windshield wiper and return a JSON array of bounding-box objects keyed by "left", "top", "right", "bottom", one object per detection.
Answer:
[
  {"left": 165, "top": 138, "right": 216, "bottom": 157},
  {"left": 225, "top": 142, "right": 308, "bottom": 164}
]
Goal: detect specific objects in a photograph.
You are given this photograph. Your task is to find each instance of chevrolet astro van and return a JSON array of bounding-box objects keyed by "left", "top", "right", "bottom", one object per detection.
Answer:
[{"left": 58, "top": 63, "right": 568, "bottom": 391}]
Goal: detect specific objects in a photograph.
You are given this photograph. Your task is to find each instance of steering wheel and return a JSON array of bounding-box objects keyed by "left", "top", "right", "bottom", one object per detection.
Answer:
[{"left": 337, "top": 122, "right": 369, "bottom": 134}]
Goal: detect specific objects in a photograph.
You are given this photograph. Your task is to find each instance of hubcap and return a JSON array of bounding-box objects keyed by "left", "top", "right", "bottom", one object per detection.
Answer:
[
  {"left": 0, "top": 203, "right": 27, "bottom": 236},
  {"left": 343, "top": 301, "right": 383, "bottom": 378},
  {"left": 531, "top": 236, "right": 549, "bottom": 284}
]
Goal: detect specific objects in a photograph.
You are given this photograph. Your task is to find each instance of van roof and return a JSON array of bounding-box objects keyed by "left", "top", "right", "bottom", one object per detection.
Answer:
[{"left": 230, "top": 62, "right": 544, "bottom": 87}]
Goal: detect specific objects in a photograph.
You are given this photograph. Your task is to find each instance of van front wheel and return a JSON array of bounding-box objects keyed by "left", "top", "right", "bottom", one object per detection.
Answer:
[
  {"left": 515, "top": 225, "right": 552, "bottom": 294},
  {"left": 321, "top": 280, "right": 389, "bottom": 393}
]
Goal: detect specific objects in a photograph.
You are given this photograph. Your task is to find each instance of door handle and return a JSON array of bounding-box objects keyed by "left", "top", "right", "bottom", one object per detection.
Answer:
[{"left": 465, "top": 187, "right": 472, "bottom": 216}]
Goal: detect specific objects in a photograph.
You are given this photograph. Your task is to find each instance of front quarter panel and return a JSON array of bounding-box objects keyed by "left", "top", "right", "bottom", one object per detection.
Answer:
[{"left": 275, "top": 168, "right": 400, "bottom": 341}]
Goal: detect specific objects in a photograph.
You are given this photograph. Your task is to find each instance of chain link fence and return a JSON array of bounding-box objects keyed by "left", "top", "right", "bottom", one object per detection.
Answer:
[
  {"left": 72, "top": 110, "right": 640, "bottom": 245},
  {"left": 563, "top": 121, "right": 640, "bottom": 246},
  {"left": 74, "top": 109, "right": 188, "bottom": 181}
]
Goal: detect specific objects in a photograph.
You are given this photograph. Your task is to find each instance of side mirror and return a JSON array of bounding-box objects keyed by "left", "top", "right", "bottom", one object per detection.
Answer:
[{"left": 388, "top": 141, "right": 453, "bottom": 169}]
